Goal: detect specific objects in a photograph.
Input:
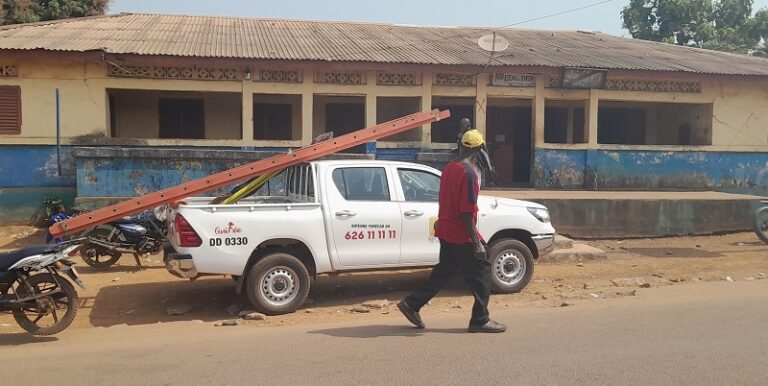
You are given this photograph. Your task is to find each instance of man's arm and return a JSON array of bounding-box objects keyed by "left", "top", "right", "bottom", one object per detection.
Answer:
[
  {"left": 460, "top": 213, "right": 486, "bottom": 259},
  {"left": 458, "top": 162, "right": 486, "bottom": 259}
]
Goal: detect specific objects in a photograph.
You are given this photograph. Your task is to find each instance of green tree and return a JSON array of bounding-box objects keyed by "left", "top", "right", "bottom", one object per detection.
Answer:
[
  {"left": 622, "top": 0, "right": 768, "bottom": 55},
  {"left": 1, "top": 0, "right": 110, "bottom": 26}
]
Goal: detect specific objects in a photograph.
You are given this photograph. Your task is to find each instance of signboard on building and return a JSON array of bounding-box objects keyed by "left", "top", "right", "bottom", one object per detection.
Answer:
[
  {"left": 490, "top": 73, "right": 536, "bottom": 87},
  {"left": 560, "top": 68, "right": 608, "bottom": 89}
]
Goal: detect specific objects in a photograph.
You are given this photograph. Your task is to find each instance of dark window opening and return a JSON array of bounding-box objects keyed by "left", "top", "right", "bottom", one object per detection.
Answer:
[
  {"left": 598, "top": 107, "right": 646, "bottom": 145},
  {"left": 0, "top": 85, "right": 21, "bottom": 135},
  {"left": 598, "top": 102, "right": 712, "bottom": 145},
  {"left": 544, "top": 100, "right": 586, "bottom": 144},
  {"left": 254, "top": 103, "right": 292, "bottom": 140},
  {"left": 109, "top": 95, "right": 116, "bottom": 137},
  {"left": 158, "top": 98, "right": 205, "bottom": 139},
  {"left": 432, "top": 97, "right": 475, "bottom": 143},
  {"left": 315, "top": 95, "right": 366, "bottom": 153},
  {"left": 253, "top": 94, "right": 301, "bottom": 141},
  {"left": 326, "top": 103, "right": 365, "bottom": 137},
  {"left": 109, "top": 89, "right": 241, "bottom": 140},
  {"left": 378, "top": 97, "right": 422, "bottom": 142}
]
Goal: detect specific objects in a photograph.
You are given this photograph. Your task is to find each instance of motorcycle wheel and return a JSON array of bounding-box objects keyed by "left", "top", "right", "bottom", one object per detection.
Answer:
[
  {"left": 13, "top": 273, "right": 79, "bottom": 336},
  {"left": 81, "top": 228, "right": 122, "bottom": 269},
  {"left": 754, "top": 205, "right": 768, "bottom": 244}
]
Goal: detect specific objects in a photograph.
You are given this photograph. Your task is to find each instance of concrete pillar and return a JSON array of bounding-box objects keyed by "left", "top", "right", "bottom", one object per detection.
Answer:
[
  {"left": 475, "top": 73, "right": 488, "bottom": 137},
  {"left": 421, "top": 71, "right": 433, "bottom": 148},
  {"left": 241, "top": 85, "right": 253, "bottom": 142},
  {"left": 301, "top": 78, "right": 314, "bottom": 146},
  {"left": 533, "top": 77, "right": 546, "bottom": 146},
  {"left": 586, "top": 90, "right": 599, "bottom": 147},
  {"left": 365, "top": 93, "right": 377, "bottom": 128}
]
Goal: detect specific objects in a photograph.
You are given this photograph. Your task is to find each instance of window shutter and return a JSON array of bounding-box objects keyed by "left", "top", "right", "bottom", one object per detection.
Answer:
[{"left": 0, "top": 86, "right": 21, "bottom": 134}]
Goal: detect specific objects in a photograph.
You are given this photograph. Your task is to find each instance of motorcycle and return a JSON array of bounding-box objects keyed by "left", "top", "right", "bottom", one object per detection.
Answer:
[
  {"left": 79, "top": 206, "right": 168, "bottom": 270},
  {"left": 753, "top": 200, "right": 768, "bottom": 243},
  {"left": 0, "top": 239, "right": 86, "bottom": 335}
]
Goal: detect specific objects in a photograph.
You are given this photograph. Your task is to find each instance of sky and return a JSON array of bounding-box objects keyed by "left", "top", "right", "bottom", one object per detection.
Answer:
[{"left": 109, "top": 0, "right": 768, "bottom": 37}]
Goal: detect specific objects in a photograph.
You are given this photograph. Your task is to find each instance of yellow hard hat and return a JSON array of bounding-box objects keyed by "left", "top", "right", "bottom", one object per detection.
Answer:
[{"left": 461, "top": 129, "right": 485, "bottom": 148}]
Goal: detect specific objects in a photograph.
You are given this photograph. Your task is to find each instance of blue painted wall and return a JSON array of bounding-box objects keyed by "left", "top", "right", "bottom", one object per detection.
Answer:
[
  {"left": 74, "top": 147, "right": 374, "bottom": 200},
  {"left": 0, "top": 145, "right": 77, "bottom": 224},
  {"left": 533, "top": 149, "right": 587, "bottom": 189},
  {"left": 376, "top": 148, "right": 421, "bottom": 161},
  {"left": 0, "top": 146, "right": 76, "bottom": 188},
  {"left": 535, "top": 148, "right": 768, "bottom": 195},
  {"left": 75, "top": 147, "right": 291, "bottom": 198}
]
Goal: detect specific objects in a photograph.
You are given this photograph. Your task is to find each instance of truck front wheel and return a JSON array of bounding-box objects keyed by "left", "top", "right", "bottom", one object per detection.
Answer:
[
  {"left": 488, "top": 239, "right": 534, "bottom": 294},
  {"left": 245, "top": 252, "right": 310, "bottom": 315}
]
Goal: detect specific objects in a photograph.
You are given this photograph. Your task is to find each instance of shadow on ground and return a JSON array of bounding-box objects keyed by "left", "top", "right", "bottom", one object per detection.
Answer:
[
  {"left": 627, "top": 247, "right": 723, "bottom": 258},
  {"left": 87, "top": 270, "right": 474, "bottom": 328},
  {"left": 0, "top": 333, "right": 57, "bottom": 346},
  {"left": 310, "top": 324, "right": 468, "bottom": 338},
  {"left": 0, "top": 229, "right": 47, "bottom": 249}
]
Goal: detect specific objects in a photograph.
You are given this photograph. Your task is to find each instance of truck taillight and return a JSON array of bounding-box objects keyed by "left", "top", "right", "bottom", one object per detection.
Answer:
[{"left": 175, "top": 214, "right": 202, "bottom": 247}]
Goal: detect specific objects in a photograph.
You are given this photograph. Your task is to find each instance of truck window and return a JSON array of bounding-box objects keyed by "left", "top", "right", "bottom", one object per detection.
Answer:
[
  {"left": 286, "top": 165, "right": 314, "bottom": 199},
  {"left": 398, "top": 169, "right": 440, "bottom": 202},
  {"left": 332, "top": 167, "right": 390, "bottom": 201}
]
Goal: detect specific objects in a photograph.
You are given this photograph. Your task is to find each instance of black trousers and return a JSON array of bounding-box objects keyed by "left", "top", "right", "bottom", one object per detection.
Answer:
[{"left": 405, "top": 239, "right": 492, "bottom": 326}]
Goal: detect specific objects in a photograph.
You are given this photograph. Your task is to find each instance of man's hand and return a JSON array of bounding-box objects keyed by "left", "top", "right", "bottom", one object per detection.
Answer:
[{"left": 473, "top": 241, "right": 487, "bottom": 260}]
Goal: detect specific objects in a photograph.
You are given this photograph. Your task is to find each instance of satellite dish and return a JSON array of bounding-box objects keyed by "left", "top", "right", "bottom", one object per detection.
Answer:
[{"left": 478, "top": 33, "right": 509, "bottom": 52}]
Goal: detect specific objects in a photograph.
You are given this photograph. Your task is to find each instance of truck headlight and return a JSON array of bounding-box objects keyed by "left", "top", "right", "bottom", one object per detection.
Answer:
[{"left": 527, "top": 207, "right": 550, "bottom": 223}]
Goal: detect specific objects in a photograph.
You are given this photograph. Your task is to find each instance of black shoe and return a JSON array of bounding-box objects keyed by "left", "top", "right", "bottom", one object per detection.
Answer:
[
  {"left": 397, "top": 301, "right": 425, "bottom": 329},
  {"left": 468, "top": 320, "right": 506, "bottom": 333}
]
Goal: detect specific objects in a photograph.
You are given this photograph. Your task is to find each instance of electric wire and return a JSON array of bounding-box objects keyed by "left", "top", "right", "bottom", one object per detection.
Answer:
[{"left": 319, "top": 0, "right": 617, "bottom": 63}]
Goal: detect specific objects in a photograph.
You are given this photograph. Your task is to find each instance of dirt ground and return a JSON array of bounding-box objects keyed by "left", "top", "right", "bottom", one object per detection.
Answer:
[{"left": 1, "top": 225, "right": 767, "bottom": 334}]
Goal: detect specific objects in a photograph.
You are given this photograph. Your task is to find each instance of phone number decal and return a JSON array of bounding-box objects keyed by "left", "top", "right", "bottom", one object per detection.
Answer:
[
  {"left": 209, "top": 237, "right": 249, "bottom": 247},
  {"left": 345, "top": 230, "right": 397, "bottom": 240}
]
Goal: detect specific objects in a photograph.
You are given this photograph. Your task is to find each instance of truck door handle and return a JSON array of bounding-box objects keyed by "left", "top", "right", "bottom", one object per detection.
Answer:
[
  {"left": 403, "top": 210, "right": 424, "bottom": 218},
  {"left": 335, "top": 210, "right": 356, "bottom": 218}
]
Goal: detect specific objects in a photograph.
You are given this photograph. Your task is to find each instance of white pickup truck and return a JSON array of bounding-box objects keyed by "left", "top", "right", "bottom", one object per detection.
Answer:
[{"left": 163, "top": 160, "right": 555, "bottom": 315}]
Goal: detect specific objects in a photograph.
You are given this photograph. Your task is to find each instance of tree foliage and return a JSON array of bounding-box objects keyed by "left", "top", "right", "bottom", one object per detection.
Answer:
[
  {"left": 1, "top": 0, "right": 110, "bottom": 26},
  {"left": 622, "top": 0, "right": 768, "bottom": 55}
]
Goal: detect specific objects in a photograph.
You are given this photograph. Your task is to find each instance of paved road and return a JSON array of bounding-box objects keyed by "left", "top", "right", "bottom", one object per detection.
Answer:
[{"left": 1, "top": 280, "right": 767, "bottom": 385}]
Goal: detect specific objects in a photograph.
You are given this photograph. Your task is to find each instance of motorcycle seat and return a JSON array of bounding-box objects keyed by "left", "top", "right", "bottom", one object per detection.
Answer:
[
  {"left": 0, "top": 245, "right": 57, "bottom": 271},
  {"left": 114, "top": 216, "right": 137, "bottom": 224}
]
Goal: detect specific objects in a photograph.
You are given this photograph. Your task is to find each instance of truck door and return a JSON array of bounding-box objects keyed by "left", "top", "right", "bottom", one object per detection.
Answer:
[
  {"left": 395, "top": 168, "right": 441, "bottom": 264},
  {"left": 326, "top": 166, "right": 402, "bottom": 267}
]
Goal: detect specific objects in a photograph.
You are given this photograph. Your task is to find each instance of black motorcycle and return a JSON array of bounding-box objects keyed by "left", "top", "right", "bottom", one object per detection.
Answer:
[
  {"left": 0, "top": 239, "right": 86, "bottom": 335},
  {"left": 79, "top": 207, "right": 168, "bottom": 270}
]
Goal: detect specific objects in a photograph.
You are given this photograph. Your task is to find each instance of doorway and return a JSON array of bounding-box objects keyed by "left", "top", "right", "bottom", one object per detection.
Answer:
[{"left": 486, "top": 99, "right": 533, "bottom": 185}]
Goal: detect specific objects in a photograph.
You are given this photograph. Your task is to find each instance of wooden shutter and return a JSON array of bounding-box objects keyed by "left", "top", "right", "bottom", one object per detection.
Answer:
[{"left": 0, "top": 86, "right": 21, "bottom": 134}]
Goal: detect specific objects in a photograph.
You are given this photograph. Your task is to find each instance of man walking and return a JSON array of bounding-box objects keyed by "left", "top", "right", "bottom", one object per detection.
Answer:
[{"left": 397, "top": 127, "right": 506, "bottom": 333}]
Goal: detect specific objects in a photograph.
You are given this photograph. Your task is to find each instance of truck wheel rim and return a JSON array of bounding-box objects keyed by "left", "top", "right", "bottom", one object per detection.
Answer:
[
  {"left": 494, "top": 250, "right": 525, "bottom": 286},
  {"left": 260, "top": 266, "right": 298, "bottom": 307}
]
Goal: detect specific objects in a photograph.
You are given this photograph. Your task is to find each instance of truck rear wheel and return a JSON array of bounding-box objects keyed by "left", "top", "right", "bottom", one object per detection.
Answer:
[
  {"left": 245, "top": 252, "right": 310, "bottom": 315},
  {"left": 488, "top": 238, "right": 534, "bottom": 294}
]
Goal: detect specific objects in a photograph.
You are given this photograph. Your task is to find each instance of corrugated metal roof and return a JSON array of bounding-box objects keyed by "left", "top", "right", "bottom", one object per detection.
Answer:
[{"left": 0, "top": 13, "right": 767, "bottom": 76}]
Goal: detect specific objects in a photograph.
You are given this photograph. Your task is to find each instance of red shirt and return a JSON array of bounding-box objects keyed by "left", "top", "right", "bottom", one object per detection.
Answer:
[{"left": 434, "top": 160, "right": 482, "bottom": 244}]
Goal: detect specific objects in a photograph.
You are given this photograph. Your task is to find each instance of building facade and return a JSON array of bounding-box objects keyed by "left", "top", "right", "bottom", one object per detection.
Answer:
[{"left": 1, "top": 14, "right": 768, "bottom": 222}]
